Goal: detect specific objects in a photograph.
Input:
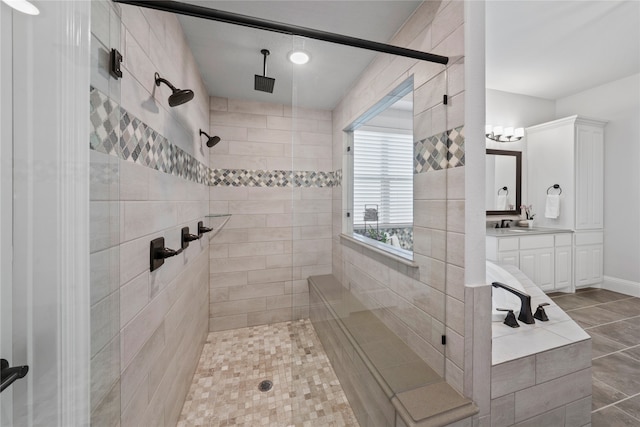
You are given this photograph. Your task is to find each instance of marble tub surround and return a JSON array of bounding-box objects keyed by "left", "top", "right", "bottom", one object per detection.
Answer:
[
  {"left": 490, "top": 265, "right": 592, "bottom": 426},
  {"left": 309, "top": 275, "right": 478, "bottom": 427},
  {"left": 492, "top": 265, "right": 590, "bottom": 365}
]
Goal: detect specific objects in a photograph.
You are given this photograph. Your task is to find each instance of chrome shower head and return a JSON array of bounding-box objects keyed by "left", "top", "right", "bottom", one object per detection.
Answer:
[
  {"left": 254, "top": 49, "right": 275, "bottom": 93},
  {"left": 154, "top": 72, "right": 194, "bottom": 107},
  {"left": 200, "top": 129, "right": 221, "bottom": 148}
]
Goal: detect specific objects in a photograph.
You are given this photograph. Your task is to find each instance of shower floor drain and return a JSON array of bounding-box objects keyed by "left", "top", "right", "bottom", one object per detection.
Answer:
[{"left": 258, "top": 380, "right": 273, "bottom": 392}]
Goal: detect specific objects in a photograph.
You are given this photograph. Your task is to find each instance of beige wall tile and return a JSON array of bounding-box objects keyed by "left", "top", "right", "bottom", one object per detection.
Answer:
[
  {"left": 414, "top": 200, "right": 447, "bottom": 229},
  {"left": 210, "top": 297, "right": 266, "bottom": 317},
  {"left": 209, "top": 314, "right": 247, "bottom": 332},
  {"left": 490, "top": 394, "right": 515, "bottom": 427},
  {"left": 120, "top": 272, "right": 149, "bottom": 328},
  {"left": 535, "top": 340, "right": 591, "bottom": 384},
  {"left": 228, "top": 99, "right": 284, "bottom": 116},
  {"left": 491, "top": 356, "right": 536, "bottom": 399},
  {"left": 514, "top": 369, "right": 591, "bottom": 422},
  {"left": 91, "top": 291, "right": 120, "bottom": 358},
  {"left": 414, "top": 169, "right": 447, "bottom": 200},
  {"left": 210, "top": 111, "right": 267, "bottom": 129}
]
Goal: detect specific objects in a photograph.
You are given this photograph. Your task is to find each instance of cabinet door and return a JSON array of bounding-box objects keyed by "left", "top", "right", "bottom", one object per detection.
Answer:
[
  {"left": 520, "top": 248, "right": 555, "bottom": 291},
  {"left": 575, "top": 125, "right": 604, "bottom": 229},
  {"left": 575, "top": 244, "right": 603, "bottom": 287},
  {"left": 555, "top": 246, "right": 572, "bottom": 290},
  {"left": 498, "top": 251, "right": 519, "bottom": 268}
]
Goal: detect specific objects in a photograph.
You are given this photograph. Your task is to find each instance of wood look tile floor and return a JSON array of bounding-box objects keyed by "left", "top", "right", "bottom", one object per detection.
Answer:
[
  {"left": 178, "top": 319, "right": 359, "bottom": 426},
  {"left": 550, "top": 288, "right": 640, "bottom": 426}
]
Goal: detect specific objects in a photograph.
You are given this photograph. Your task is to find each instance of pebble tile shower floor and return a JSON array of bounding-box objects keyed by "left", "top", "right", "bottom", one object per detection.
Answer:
[{"left": 178, "top": 319, "right": 359, "bottom": 426}]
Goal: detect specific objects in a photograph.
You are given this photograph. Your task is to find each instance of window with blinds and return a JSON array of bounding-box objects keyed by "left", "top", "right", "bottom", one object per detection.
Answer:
[{"left": 353, "top": 129, "right": 413, "bottom": 226}]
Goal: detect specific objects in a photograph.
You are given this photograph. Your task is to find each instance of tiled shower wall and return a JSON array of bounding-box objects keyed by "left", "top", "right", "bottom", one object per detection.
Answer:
[
  {"left": 332, "top": 0, "right": 467, "bottom": 393},
  {"left": 90, "top": 2, "right": 210, "bottom": 426},
  {"left": 207, "top": 98, "right": 334, "bottom": 331}
]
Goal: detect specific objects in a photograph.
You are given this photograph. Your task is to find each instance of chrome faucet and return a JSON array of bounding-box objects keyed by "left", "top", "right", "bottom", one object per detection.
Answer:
[{"left": 492, "top": 282, "right": 535, "bottom": 324}]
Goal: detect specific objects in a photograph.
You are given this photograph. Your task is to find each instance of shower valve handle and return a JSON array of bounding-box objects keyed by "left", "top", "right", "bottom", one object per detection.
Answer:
[
  {"left": 155, "top": 247, "right": 183, "bottom": 259},
  {"left": 198, "top": 221, "right": 213, "bottom": 237}
]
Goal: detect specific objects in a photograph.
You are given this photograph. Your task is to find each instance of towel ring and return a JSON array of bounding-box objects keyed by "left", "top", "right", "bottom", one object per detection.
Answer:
[
  {"left": 547, "top": 184, "right": 562, "bottom": 195},
  {"left": 497, "top": 186, "right": 508, "bottom": 196}
]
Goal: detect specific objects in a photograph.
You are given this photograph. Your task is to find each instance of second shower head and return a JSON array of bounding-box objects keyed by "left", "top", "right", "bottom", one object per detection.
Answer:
[
  {"left": 200, "top": 130, "right": 221, "bottom": 148},
  {"left": 254, "top": 49, "right": 275, "bottom": 94},
  {"left": 155, "top": 72, "right": 194, "bottom": 107}
]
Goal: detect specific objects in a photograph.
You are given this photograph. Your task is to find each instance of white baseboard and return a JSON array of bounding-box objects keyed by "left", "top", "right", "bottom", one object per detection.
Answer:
[{"left": 603, "top": 276, "right": 640, "bottom": 297}]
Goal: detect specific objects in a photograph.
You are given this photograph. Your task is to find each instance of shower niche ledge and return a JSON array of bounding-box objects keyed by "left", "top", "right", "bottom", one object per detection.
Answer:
[{"left": 204, "top": 214, "right": 231, "bottom": 239}]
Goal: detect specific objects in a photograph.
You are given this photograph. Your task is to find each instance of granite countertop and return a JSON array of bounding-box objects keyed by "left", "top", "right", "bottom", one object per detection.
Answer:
[
  {"left": 486, "top": 227, "right": 574, "bottom": 237},
  {"left": 491, "top": 265, "right": 590, "bottom": 366}
]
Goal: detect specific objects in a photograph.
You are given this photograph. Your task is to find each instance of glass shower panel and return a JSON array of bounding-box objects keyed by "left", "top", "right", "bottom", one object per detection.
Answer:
[
  {"left": 89, "top": 0, "right": 122, "bottom": 424},
  {"left": 1, "top": 1, "right": 92, "bottom": 424},
  {"left": 293, "top": 35, "right": 449, "bottom": 426}
]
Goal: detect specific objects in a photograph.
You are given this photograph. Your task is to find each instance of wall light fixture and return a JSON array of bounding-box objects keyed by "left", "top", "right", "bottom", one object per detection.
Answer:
[{"left": 485, "top": 125, "right": 524, "bottom": 142}]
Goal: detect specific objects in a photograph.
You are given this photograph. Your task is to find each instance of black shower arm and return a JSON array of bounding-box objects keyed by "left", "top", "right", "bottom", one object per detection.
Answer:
[
  {"left": 113, "top": 0, "right": 449, "bottom": 65},
  {"left": 154, "top": 72, "right": 178, "bottom": 91}
]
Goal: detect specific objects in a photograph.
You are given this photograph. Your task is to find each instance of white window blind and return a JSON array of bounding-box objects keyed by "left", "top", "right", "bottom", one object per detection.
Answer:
[{"left": 353, "top": 129, "right": 413, "bottom": 226}]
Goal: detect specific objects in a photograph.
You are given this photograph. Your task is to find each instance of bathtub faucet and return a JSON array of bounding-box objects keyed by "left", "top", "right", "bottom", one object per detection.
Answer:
[{"left": 492, "top": 282, "right": 535, "bottom": 324}]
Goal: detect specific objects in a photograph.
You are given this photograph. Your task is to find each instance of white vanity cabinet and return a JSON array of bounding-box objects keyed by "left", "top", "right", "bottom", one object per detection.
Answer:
[
  {"left": 574, "top": 231, "right": 604, "bottom": 287},
  {"left": 487, "top": 232, "right": 573, "bottom": 292},
  {"left": 526, "top": 115, "right": 606, "bottom": 289}
]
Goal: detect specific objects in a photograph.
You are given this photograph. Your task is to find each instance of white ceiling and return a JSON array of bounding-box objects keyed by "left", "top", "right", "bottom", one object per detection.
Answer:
[
  {"left": 486, "top": 0, "right": 640, "bottom": 100},
  {"left": 177, "top": 1, "right": 423, "bottom": 110}
]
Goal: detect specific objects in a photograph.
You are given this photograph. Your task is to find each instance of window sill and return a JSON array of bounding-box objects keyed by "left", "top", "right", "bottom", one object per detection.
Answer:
[{"left": 340, "top": 233, "right": 417, "bottom": 268}]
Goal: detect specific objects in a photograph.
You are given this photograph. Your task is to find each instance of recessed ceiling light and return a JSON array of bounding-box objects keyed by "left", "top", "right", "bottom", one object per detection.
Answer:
[
  {"left": 2, "top": 0, "right": 39, "bottom": 15},
  {"left": 288, "top": 50, "right": 310, "bottom": 65}
]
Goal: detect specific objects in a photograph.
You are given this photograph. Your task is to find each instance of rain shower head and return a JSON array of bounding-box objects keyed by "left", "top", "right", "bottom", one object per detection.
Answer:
[
  {"left": 200, "top": 129, "right": 221, "bottom": 148},
  {"left": 154, "top": 72, "right": 194, "bottom": 107},
  {"left": 254, "top": 49, "right": 275, "bottom": 93}
]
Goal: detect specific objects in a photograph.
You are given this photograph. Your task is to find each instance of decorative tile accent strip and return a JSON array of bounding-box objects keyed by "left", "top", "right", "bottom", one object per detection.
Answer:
[
  {"left": 414, "top": 125, "right": 465, "bottom": 173},
  {"left": 333, "top": 169, "right": 343, "bottom": 187},
  {"left": 447, "top": 125, "right": 465, "bottom": 168},
  {"left": 414, "top": 132, "right": 448, "bottom": 173},
  {"left": 209, "top": 169, "right": 337, "bottom": 187},
  {"left": 90, "top": 88, "right": 120, "bottom": 156},
  {"left": 90, "top": 87, "right": 337, "bottom": 188},
  {"left": 120, "top": 110, "right": 210, "bottom": 184}
]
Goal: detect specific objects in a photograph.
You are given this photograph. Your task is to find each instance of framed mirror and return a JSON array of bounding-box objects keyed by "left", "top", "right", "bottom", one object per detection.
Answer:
[{"left": 486, "top": 149, "right": 522, "bottom": 215}]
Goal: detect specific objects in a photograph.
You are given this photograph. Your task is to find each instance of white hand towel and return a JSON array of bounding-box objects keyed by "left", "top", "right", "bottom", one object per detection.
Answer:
[
  {"left": 496, "top": 195, "right": 507, "bottom": 210},
  {"left": 390, "top": 235, "right": 401, "bottom": 247},
  {"left": 545, "top": 194, "right": 560, "bottom": 219}
]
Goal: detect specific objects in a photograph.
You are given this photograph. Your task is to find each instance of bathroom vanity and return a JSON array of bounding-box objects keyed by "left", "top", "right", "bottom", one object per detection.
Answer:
[
  {"left": 486, "top": 115, "right": 606, "bottom": 292},
  {"left": 486, "top": 228, "right": 573, "bottom": 292}
]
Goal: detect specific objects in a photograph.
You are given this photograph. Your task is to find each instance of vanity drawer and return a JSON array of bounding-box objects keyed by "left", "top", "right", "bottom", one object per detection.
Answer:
[
  {"left": 519, "top": 235, "right": 554, "bottom": 250},
  {"left": 575, "top": 231, "right": 603, "bottom": 246},
  {"left": 555, "top": 234, "right": 572, "bottom": 246},
  {"left": 498, "top": 238, "right": 519, "bottom": 252}
]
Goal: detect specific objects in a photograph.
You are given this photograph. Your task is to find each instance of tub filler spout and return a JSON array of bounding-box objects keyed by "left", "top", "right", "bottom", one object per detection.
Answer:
[{"left": 492, "top": 282, "right": 534, "bottom": 324}]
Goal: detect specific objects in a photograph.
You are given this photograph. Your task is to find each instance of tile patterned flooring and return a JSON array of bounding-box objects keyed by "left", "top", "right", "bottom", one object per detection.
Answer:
[
  {"left": 178, "top": 319, "right": 359, "bottom": 426},
  {"left": 550, "top": 288, "right": 640, "bottom": 426}
]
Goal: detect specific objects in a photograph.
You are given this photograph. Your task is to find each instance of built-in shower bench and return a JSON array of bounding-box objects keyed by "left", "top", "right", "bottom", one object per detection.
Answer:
[{"left": 308, "top": 275, "right": 477, "bottom": 427}]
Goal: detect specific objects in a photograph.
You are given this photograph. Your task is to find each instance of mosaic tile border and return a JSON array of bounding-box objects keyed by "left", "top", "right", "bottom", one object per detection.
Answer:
[
  {"left": 210, "top": 169, "right": 336, "bottom": 188},
  {"left": 414, "top": 125, "right": 465, "bottom": 173},
  {"left": 92, "top": 87, "right": 462, "bottom": 186},
  {"left": 90, "top": 87, "right": 339, "bottom": 188}
]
